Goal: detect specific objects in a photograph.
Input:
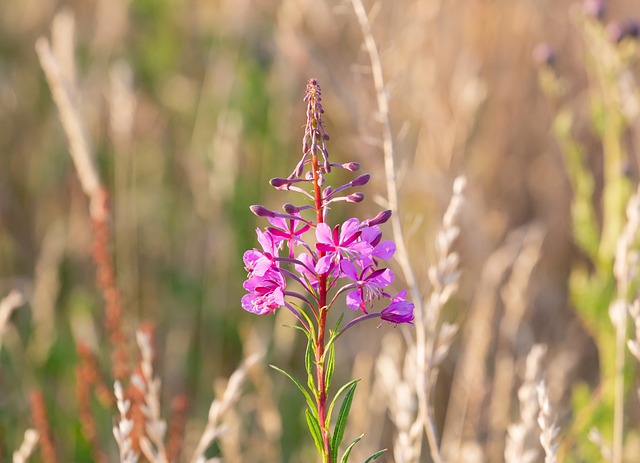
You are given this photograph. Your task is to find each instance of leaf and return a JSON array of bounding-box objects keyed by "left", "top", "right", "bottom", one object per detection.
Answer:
[
  {"left": 330, "top": 381, "right": 358, "bottom": 461},
  {"left": 363, "top": 449, "right": 387, "bottom": 462},
  {"left": 327, "top": 379, "right": 358, "bottom": 427},
  {"left": 305, "top": 337, "right": 316, "bottom": 394},
  {"left": 270, "top": 365, "right": 317, "bottom": 415},
  {"left": 339, "top": 435, "right": 362, "bottom": 463},
  {"left": 305, "top": 409, "right": 325, "bottom": 456},
  {"left": 325, "top": 343, "right": 335, "bottom": 393}
]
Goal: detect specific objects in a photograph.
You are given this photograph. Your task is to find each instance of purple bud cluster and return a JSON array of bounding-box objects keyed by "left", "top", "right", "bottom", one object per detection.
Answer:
[{"left": 241, "top": 79, "right": 414, "bottom": 326}]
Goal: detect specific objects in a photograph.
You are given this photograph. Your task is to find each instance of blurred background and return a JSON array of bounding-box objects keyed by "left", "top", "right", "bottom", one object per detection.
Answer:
[{"left": 1, "top": 0, "right": 639, "bottom": 461}]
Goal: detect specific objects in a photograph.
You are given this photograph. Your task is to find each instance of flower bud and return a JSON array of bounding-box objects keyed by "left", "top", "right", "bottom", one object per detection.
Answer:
[
  {"left": 249, "top": 205, "right": 277, "bottom": 218},
  {"left": 270, "top": 177, "right": 291, "bottom": 188},
  {"left": 351, "top": 173, "right": 371, "bottom": 187},
  {"left": 347, "top": 192, "right": 365, "bottom": 203},
  {"left": 343, "top": 162, "right": 360, "bottom": 172},
  {"left": 366, "top": 210, "right": 392, "bottom": 226},
  {"left": 283, "top": 203, "right": 300, "bottom": 214}
]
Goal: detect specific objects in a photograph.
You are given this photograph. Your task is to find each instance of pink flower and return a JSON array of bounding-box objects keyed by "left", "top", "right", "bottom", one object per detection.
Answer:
[
  {"left": 243, "top": 228, "right": 279, "bottom": 276},
  {"left": 242, "top": 268, "right": 286, "bottom": 315},
  {"left": 359, "top": 225, "right": 395, "bottom": 266},
  {"left": 381, "top": 290, "right": 414, "bottom": 325},
  {"left": 267, "top": 213, "right": 310, "bottom": 258},
  {"left": 340, "top": 260, "right": 394, "bottom": 313},
  {"left": 315, "top": 218, "right": 372, "bottom": 274}
]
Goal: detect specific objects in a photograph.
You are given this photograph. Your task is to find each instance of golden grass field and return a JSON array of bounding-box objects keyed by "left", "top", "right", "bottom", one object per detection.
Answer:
[{"left": 1, "top": 0, "right": 640, "bottom": 462}]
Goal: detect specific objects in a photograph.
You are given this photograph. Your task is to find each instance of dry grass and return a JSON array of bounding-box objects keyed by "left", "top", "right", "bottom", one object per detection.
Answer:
[{"left": 1, "top": 0, "right": 640, "bottom": 462}]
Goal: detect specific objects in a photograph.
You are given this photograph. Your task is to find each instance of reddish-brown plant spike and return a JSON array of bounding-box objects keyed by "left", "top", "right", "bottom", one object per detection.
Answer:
[
  {"left": 30, "top": 390, "right": 57, "bottom": 463},
  {"left": 75, "top": 364, "right": 109, "bottom": 463},
  {"left": 90, "top": 187, "right": 129, "bottom": 381},
  {"left": 76, "top": 343, "right": 114, "bottom": 408},
  {"left": 166, "top": 395, "right": 188, "bottom": 462},
  {"left": 126, "top": 369, "right": 147, "bottom": 453}
]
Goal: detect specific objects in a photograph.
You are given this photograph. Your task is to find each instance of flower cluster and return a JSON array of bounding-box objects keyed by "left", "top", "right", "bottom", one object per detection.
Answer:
[{"left": 242, "top": 78, "right": 413, "bottom": 329}]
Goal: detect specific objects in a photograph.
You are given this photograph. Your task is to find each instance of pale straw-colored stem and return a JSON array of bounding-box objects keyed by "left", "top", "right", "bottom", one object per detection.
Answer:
[
  {"left": 12, "top": 429, "right": 39, "bottom": 463},
  {"left": 35, "top": 32, "right": 104, "bottom": 221},
  {"left": 349, "top": 2, "right": 441, "bottom": 462}
]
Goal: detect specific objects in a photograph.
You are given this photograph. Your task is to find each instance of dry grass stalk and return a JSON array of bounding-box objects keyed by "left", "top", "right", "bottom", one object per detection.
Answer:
[
  {"left": 504, "top": 344, "right": 547, "bottom": 463},
  {"left": 488, "top": 225, "right": 544, "bottom": 461},
  {"left": 188, "top": 352, "right": 262, "bottom": 463},
  {"left": 537, "top": 380, "right": 559, "bottom": 463},
  {"left": 113, "top": 380, "right": 139, "bottom": 463},
  {"left": 612, "top": 185, "right": 640, "bottom": 463},
  {"left": 134, "top": 330, "right": 169, "bottom": 463},
  {"left": 35, "top": 10, "right": 129, "bottom": 382},
  {"left": 350, "top": 1, "right": 469, "bottom": 461},
  {"left": 0, "top": 290, "right": 24, "bottom": 348},
  {"left": 12, "top": 429, "right": 39, "bottom": 463},
  {"left": 442, "top": 227, "right": 534, "bottom": 462}
]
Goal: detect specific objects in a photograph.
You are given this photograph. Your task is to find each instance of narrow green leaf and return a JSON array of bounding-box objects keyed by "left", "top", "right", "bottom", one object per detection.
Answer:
[
  {"left": 339, "top": 434, "right": 363, "bottom": 463},
  {"left": 327, "top": 379, "right": 359, "bottom": 426},
  {"left": 363, "top": 449, "right": 387, "bottom": 462},
  {"left": 326, "top": 313, "right": 345, "bottom": 352},
  {"left": 305, "top": 409, "right": 324, "bottom": 456},
  {"left": 330, "top": 381, "right": 358, "bottom": 461},
  {"left": 325, "top": 343, "right": 335, "bottom": 393},
  {"left": 270, "top": 365, "right": 317, "bottom": 414},
  {"left": 306, "top": 337, "right": 316, "bottom": 393}
]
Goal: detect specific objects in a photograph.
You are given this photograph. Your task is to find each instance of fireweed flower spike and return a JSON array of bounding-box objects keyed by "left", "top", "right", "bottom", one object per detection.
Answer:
[{"left": 242, "top": 78, "right": 413, "bottom": 463}]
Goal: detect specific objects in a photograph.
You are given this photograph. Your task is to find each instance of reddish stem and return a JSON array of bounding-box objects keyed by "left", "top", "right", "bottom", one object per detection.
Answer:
[{"left": 312, "top": 151, "right": 332, "bottom": 463}]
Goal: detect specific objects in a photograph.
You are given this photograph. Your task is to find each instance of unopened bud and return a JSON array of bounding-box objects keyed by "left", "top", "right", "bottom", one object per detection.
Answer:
[
  {"left": 270, "top": 178, "right": 291, "bottom": 188},
  {"left": 351, "top": 174, "right": 371, "bottom": 187},
  {"left": 367, "top": 210, "right": 392, "bottom": 226},
  {"left": 343, "top": 162, "right": 360, "bottom": 172},
  {"left": 250, "top": 205, "right": 277, "bottom": 218},
  {"left": 283, "top": 203, "right": 300, "bottom": 214},
  {"left": 347, "top": 192, "right": 365, "bottom": 203}
]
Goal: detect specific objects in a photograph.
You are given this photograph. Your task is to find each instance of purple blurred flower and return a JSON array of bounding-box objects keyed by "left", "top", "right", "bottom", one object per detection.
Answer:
[
  {"left": 381, "top": 290, "right": 415, "bottom": 325},
  {"left": 315, "top": 218, "right": 372, "bottom": 274},
  {"left": 341, "top": 260, "right": 394, "bottom": 312},
  {"left": 241, "top": 268, "right": 286, "bottom": 315}
]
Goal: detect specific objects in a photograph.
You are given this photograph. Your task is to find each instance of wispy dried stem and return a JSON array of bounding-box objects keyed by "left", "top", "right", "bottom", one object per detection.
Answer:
[
  {"left": 350, "top": 1, "right": 452, "bottom": 461},
  {"left": 612, "top": 185, "right": 640, "bottom": 463},
  {"left": 12, "top": 429, "right": 39, "bottom": 463},
  {"left": 188, "top": 353, "right": 262, "bottom": 463},
  {"left": 0, "top": 290, "right": 25, "bottom": 348},
  {"left": 505, "top": 345, "right": 547, "bottom": 463},
  {"left": 113, "top": 380, "right": 139, "bottom": 463},
  {"left": 134, "top": 330, "right": 168, "bottom": 463},
  {"left": 35, "top": 10, "right": 129, "bottom": 381},
  {"left": 537, "top": 381, "right": 559, "bottom": 463}
]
